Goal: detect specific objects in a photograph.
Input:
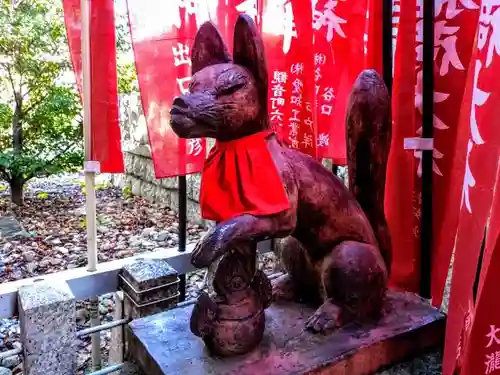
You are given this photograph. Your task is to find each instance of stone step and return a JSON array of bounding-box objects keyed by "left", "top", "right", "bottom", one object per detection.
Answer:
[
  {"left": 0, "top": 216, "right": 27, "bottom": 241},
  {"left": 127, "top": 291, "right": 445, "bottom": 375}
]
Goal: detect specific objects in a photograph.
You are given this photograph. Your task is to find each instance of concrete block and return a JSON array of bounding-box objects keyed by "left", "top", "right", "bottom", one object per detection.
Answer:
[{"left": 18, "top": 281, "right": 76, "bottom": 375}]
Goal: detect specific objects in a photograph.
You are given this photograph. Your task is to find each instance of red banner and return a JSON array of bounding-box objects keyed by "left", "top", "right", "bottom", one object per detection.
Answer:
[
  {"left": 126, "top": 1, "right": 215, "bottom": 178},
  {"left": 125, "top": 1, "right": 386, "bottom": 176},
  {"left": 312, "top": 0, "right": 369, "bottom": 163},
  {"left": 458, "top": 171, "right": 500, "bottom": 375},
  {"left": 262, "top": 0, "right": 317, "bottom": 158},
  {"left": 430, "top": 0, "right": 480, "bottom": 307},
  {"left": 479, "top": 172, "right": 500, "bottom": 296},
  {"left": 461, "top": 230, "right": 500, "bottom": 375},
  {"left": 365, "top": 0, "right": 383, "bottom": 74},
  {"left": 385, "top": 0, "right": 420, "bottom": 292},
  {"left": 62, "top": 0, "right": 124, "bottom": 173},
  {"left": 442, "top": 5, "right": 500, "bottom": 371}
]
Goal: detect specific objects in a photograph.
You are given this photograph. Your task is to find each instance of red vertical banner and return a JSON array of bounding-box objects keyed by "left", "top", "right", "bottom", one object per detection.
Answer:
[
  {"left": 312, "top": 3, "right": 340, "bottom": 161},
  {"left": 479, "top": 172, "right": 500, "bottom": 296},
  {"left": 62, "top": 0, "right": 124, "bottom": 173},
  {"left": 312, "top": 0, "right": 369, "bottom": 163},
  {"left": 442, "top": 2, "right": 500, "bottom": 371},
  {"left": 385, "top": 0, "right": 420, "bottom": 292},
  {"left": 459, "top": 171, "right": 500, "bottom": 375},
  {"left": 126, "top": 1, "right": 220, "bottom": 178},
  {"left": 429, "top": 0, "right": 480, "bottom": 307},
  {"left": 365, "top": 0, "right": 383, "bottom": 73},
  {"left": 261, "top": 0, "right": 317, "bottom": 158},
  {"left": 461, "top": 230, "right": 500, "bottom": 375}
]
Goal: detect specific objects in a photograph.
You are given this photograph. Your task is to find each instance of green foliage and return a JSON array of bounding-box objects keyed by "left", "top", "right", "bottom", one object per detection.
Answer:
[
  {"left": 36, "top": 191, "right": 48, "bottom": 199},
  {"left": 0, "top": 0, "right": 83, "bottom": 190},
  {"left": 122, "top": 185, "right": 132, "bottom": 199},
  {"left": 79, "top": 217, "right": 87, "bottom": 228},
  {"left": 117, "top": 62, "right": 138, "bottom": 94},
  {"left": 0, "top": 0, "right": 137, "bottom": 204},
  {"left": 95, "top": 181, "right": 112, "bottom": 191}
]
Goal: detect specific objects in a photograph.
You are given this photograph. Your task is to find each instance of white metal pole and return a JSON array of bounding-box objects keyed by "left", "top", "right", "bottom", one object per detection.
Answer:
[{"left": 81, "top": 0, "right": 101, "bottom": 370}]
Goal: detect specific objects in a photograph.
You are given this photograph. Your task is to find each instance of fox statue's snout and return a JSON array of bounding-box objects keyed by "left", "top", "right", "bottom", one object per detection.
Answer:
[{"left": 169, "top": 15, "right": 269, "bottom": 141}]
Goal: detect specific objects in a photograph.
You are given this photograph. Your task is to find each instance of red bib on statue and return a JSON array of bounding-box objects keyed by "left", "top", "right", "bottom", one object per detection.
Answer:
[{"left": 200, "top": 131, "right": 290, "bottom": 222}]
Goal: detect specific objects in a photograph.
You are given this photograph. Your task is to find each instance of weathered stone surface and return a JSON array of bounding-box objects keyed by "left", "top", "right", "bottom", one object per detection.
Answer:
[
  {"left": 0, "top": 216, "right": 27, "bottom": 240},
  {"left": 18, "top": 281, "right": 76, "bottom": 375},
  {"left": 121, "top": 258, "right": 179, "bottom": 304},
  {"left": 109, "top": 292, "right": 125, "bottom": 368},
  {"left": 119, "top": 94, "right": 150, "bottom": 157},
  {"left": 127, "top": 291, "right": 445, "bottom": 375},
  {"left": 123, "top": 258, "right": 178, "bottom": 289}
]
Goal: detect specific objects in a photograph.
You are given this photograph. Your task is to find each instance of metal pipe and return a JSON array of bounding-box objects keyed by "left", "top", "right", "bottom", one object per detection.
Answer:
[
  {"left": 89, "top": 296, "right": 102, "bottom": 370},
  {"left": 178, "top": 175, "right": 187, "bottom": 302},
  {"left": 176, "top": 299, "right": 197, "bottom": 308},
  {"left": 87, "top": 363, "right": 125, "bottom": 375},
  {"left": 267, "top": 272, "right": 284, "bottom": 280},
  {"left": 420, "top": 0, "right": 434, "bottom": 299},
  {"left": 77, "top": 318, "right": 130, "bottom": 338}
]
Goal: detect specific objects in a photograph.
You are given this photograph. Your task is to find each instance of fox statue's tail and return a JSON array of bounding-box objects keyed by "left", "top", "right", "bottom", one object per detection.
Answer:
[{"left": 346, "top": 69, "right": 393, "bottom": 274}]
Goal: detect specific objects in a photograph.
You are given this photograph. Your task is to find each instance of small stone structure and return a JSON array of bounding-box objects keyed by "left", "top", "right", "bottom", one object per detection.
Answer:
[
  {"left": 114, "top": 94, "right": 207, "bottom": 223},
  {"left": 19, "top": 281, "right": 76, "bottom": 375},
  {"left": 120, "top": 257, "right": 180, "bottom": 320}
]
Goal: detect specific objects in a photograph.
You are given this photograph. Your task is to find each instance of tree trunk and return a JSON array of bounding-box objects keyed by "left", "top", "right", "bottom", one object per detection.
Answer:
[
  {"left": 9, "top": 177, "right": 25, "bottom": 206},
  {"left": 12, "top": 94, "right": 23, "bottom": 151}
]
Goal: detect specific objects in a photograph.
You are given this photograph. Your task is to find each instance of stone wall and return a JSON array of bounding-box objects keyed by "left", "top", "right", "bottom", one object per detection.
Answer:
[{"left": 113, "top": 94, "right": 204, "bottom": 223}]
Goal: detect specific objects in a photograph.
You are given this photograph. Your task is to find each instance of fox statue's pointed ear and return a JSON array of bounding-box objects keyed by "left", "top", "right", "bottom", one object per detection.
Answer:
[
  {"left": 233, "top": 15, "right": 268, "bottom": 118},
  {"left": 191, "top": 22, "right": 232, "bottom": 75}
]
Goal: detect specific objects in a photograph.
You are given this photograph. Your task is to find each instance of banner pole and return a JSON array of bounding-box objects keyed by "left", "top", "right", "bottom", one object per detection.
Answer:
[
  {"left": 382, "top": 0, "right": 393, "bottom": 92},
  {"left": 81, "top": 0, "right": 102, "bottom": 369},
  {"left": 420, "top": 0, "right": 434, "bottom": 299},
  {"left": 178, "top": 175, "right": 187, "bottom": 302}
]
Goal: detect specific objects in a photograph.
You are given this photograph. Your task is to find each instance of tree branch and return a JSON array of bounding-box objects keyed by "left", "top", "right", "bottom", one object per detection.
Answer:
[
  {"left": 23, "top": 93, "right": 50, "bottom": 115},
  {"left": 5, "top": 66, "right": 20, "bottom": 106},
  {"left": 26, "top": 141, "right": 80, "bottom": 180}
]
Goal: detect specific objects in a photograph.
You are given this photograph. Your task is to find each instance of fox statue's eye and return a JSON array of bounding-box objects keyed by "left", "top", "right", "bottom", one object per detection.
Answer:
[{"left": 218, "top": 83, "right": 245, "bottom": 97}]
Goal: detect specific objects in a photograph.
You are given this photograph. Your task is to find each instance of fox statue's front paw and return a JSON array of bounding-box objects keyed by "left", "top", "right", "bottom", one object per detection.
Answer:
[{"left": 191, "top": 227, "right": 231, "bottom": 268}]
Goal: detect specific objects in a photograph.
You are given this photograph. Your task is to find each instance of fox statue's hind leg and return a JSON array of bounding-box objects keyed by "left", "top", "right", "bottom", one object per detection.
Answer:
[
  {"left": 305, "top": 240, "right": 387, "bottom": 332},
  {"left": 273, "top": 237, "right": 387, "bottom": 332},
  {"left": 310, "top": 69, "right": 393, "bottom": 332},
  {"left": 274, "top": 70, "right": 393, "bottom": 333}
]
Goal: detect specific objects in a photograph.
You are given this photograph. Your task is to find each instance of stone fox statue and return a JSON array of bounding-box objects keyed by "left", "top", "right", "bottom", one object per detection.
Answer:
[{"left": 170, "top": 14, "right": 392, "bottom": 332}]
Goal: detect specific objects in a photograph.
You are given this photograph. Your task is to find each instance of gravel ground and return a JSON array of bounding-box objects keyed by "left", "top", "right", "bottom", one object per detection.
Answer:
[
  {"left": 0, "top": 174, "right": 278, "bottom": 374},
  {"left": 0, "top": 174, "right": 442, "bottom": 374}
]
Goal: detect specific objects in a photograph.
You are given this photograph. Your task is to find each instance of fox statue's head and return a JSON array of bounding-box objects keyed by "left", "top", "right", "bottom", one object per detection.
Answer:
[{"left": 169, "top": 15, "right": 269, "bottom": 141}]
